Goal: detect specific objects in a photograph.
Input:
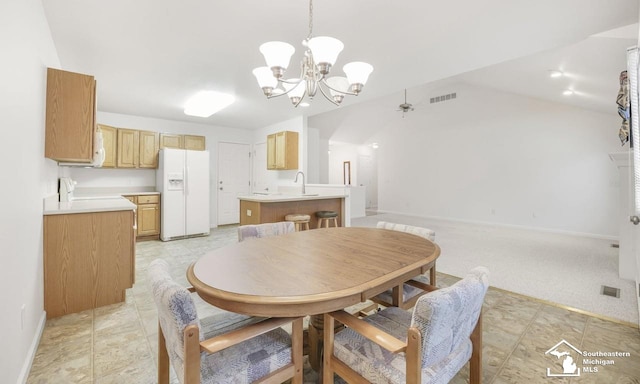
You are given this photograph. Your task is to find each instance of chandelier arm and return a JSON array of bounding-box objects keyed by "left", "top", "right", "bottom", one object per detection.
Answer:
[
  {"left": 317, "top": 82, "right": 340, "bottom": 106},
  {"left": 319, "top": 78, "right": 358, "bottom": 96},
  {"left": 292, "top": 89, "right": 308, "bottom": 108}
]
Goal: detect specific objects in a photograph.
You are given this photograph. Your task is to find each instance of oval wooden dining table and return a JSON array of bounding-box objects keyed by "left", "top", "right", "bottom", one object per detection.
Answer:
[{"left": 187, "top": 226, "right": 440, "bottom": 370}]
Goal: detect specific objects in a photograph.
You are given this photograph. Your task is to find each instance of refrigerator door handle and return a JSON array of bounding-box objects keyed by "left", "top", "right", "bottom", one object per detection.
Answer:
[{"left": 185, "top": 166, "right": 189, "bottom": 196}]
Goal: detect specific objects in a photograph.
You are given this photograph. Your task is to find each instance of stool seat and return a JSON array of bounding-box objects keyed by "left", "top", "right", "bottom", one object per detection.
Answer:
[
  {"left": 315, "top": 211, "right": 339, "bottom": 228},
  {"left": 285, "top": 213, "right": 311, "bottom": 231},
  {"left": 315, "top": 211, "right": 338, "bottom": 219},
  {"left": 285, "top": 214, "right": 311, "bottom": 222}
]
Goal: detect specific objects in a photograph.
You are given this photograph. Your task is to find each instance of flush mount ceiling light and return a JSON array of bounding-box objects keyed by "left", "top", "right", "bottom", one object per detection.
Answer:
[
  {"left": 184, "top": 91, "right": 235, "bottom": 117},
  {"left": 372, "top": 142, "right": 379, "bottom": 149},
  {"left": 252, "top": 0, "right": 373, "bottom": 107},
  {"left": 562, "top": 89, "right": 574, "bottom": 96},
  {"left": 549, "top": 70, "right": 564, "bottom": 78}
]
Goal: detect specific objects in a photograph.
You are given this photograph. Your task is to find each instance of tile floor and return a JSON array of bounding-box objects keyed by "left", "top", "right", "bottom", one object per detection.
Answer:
[{"left": 27, "top": 225, "right": 640, "bottom": 383}]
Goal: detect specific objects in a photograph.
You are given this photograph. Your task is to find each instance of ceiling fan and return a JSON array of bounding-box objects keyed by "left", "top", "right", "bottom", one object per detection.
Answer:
[{"left": 397, "top": 89, "right": 414, "bottom": 118}]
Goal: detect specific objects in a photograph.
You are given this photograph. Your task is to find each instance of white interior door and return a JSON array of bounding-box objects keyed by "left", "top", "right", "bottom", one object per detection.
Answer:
[
  {"left": 357, "top": 154, "right": 378, "bottom": 209},
  {"left": 217, "top": 142, "right": 250, "bottom": 225},
  {"left": 252, "top": 142, "right": 269, "bottom": 193}
]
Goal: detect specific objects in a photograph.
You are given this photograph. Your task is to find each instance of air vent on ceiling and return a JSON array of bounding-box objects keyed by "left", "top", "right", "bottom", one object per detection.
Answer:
[{"left": 430, "top": 92, "right": 457, "bottom": 104}]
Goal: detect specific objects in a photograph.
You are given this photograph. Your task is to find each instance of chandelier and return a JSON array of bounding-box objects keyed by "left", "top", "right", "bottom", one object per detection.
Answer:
[{"left": 252, "top": 0, "right": 373, "bottom": 107}]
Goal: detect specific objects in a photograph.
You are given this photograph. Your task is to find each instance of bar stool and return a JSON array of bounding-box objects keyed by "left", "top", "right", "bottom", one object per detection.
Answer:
[
  {"left": 315, "top": 210, "right": 339, "bottom": 228},
  {"left": 284, "top": 214, "right": 311, "bottom": 231}
]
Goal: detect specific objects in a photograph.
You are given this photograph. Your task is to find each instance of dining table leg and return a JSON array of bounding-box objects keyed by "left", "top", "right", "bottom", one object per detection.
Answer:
[{"left": 308, "top": 314, "right": 343, "bottom": 372}]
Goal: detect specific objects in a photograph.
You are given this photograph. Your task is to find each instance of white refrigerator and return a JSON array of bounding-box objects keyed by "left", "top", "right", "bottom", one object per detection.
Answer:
[{"left": 156, "top": 148, "right": 210, "bottom": 241}]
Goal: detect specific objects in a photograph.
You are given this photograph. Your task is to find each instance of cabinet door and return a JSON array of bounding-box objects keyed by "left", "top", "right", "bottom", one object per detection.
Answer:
[
  {"left": 117, "top": 129, "right": 139, "bottom": 168},
  {"left": 44, "top": 210, "right": 134, "bottom": 318},
  {"left": 139, "top": 130, "right": 159, "bottom": 168},
  {"left": 160, "top": 133, "right": 183, "bottom": 149},
  {"left": 184, "top": 135, "right": 206, "bottom": 150},
  {"left": 137, "top": 203, "right": 160, "bottom": 236},
  {"left": 266, "top": 134, "right": 276, "bottom": 170},
  {"left": 99, "top": 124, "right": 117, "bottom": 168},
  {"left": 45, "top": 68, "right": 96, "bottom": 162},
  {"left": 275, "top": 132, "right": 287, "bottom": 169},
  {"left": 282, "top": 131, "right": 299, "bottom": 170}
]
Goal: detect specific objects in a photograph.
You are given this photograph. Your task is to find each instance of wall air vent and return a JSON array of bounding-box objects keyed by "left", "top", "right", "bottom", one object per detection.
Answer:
[{"left": 430, "top": 92, "right": 457, "bottom": 104}]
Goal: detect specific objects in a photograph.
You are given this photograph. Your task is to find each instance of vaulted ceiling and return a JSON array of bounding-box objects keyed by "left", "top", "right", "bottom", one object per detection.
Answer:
[{"left": 43, "top": 0, "right": 638, "bottom": 139}]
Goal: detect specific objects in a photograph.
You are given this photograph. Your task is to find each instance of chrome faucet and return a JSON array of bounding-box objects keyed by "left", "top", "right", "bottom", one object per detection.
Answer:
[{"left": 294, "top": 171, "right": 305, "bottom": 194}]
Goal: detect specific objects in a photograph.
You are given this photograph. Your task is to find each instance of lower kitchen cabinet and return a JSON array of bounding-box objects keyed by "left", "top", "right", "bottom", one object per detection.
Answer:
[
  {"left": 124, "top": 193, "right": 161, "bottom": 240},
  {"left": 44, "top": 209, "right": 135, "bottom": 319}
]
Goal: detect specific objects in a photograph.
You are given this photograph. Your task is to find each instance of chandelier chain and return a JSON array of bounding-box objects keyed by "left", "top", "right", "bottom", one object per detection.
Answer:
[{"left": 308, "top": 0, "right": 313, "bottom": 40}]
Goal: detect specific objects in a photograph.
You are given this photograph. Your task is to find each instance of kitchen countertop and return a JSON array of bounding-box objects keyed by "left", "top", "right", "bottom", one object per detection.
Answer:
[
  {"left": 237, "top": 194, "right": 346, "bottom": 203},
  {"left": 43, "top": 196, "right": 136, "bottom": 215}
]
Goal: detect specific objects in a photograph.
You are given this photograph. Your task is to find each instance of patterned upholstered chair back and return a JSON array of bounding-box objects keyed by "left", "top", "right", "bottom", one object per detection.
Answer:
[
  {"left": 148, "top": 259, "right": 201, "bottom": 381},
  {"left": 237, "top": 221, "right": 295, "bottom": 242},
  {"left": 377, "top": 221, "right": 435, "bottom": 241},
  {"left": 411, "top": 266, "right": 489, "bottom": 368}
]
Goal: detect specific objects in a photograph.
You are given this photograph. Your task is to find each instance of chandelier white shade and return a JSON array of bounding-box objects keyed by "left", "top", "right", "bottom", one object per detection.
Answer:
[{"left": 252, "top": 0, "right": 372, "bottom": 107}]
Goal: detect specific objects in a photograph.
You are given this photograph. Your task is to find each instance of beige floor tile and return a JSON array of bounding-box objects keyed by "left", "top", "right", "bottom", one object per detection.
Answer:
[
  {"left": 94, "top": 356, "right": 156, "bottom": 384},
  {"left": 93, "top": 329, "right": 153, "bottom": 378}
]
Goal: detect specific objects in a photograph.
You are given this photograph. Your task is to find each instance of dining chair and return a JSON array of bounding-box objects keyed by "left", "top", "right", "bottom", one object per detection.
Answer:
[
  {"left": 148, "top": 259, "right": 304, "bottom": 384},
  {"left": 237, "top": 221, "right": 296, "bottom": 241},
  {"left": 371, "top": 221, "right": 437, "bottom": 309},
  {"left": 323, "top": 266, "right": 489, "bottom": 384}
]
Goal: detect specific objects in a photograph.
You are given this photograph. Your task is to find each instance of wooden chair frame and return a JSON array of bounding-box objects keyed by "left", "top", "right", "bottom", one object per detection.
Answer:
[
  {"left": 369, "top": 264, "right": 438, "bottom": 310},
  {"left": 157, "top": 287, "right": 304, "bottom": 384},
  {"left": 322, "top": 306, "right": 483, "bottom": 384}
]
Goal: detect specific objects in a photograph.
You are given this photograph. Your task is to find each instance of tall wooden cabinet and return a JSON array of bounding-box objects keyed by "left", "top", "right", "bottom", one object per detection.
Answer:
[
  {"left": 45, "top": 68, "right": 96, "bottom": 162},
  {"left": 267, "top": 131, "right": 298, "bottom": 170},
  {"left": 44, "top": 210, "right": 135, "bottom": 318}
]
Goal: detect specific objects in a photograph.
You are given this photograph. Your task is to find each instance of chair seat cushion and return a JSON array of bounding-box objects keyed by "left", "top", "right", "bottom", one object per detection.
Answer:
[
  {"left": 333, "top": 306, "right": 472, "bottom": 384},
  {"left": 316, "top": 210, "right": 338, "bottom": 218},
  {"left": 201, "top": 327, "right": 292, "bottom": 384},
  {"left": 285, "top": 214, "right": 311, "bottom": 222},
  {"left": 375, "top": 274, "right": 430, "bottom": 304}
]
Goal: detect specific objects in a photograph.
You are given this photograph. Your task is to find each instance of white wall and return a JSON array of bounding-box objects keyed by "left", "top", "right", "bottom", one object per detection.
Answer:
[
  {"left": 0, "top": 1, "right": 61, "bottom": 382},
  {"left": 370, "top": 84, "right": 621, "bottom": 237},
  {"left": 69, "top": 112, "right": 253, "bottom": 227},
  {"left": 252, "top": 116, "right": 307, "bottom": 192}
]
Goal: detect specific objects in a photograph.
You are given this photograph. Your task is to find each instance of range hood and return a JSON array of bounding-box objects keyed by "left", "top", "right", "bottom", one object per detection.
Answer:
[{"left": 58, "top": 129, "right": 105, "bottom": 168}]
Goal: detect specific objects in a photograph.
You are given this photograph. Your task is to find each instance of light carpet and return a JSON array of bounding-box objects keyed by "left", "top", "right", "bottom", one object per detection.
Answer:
[{"left": 352, "top": 212, "right": 639, "bottom": 324}]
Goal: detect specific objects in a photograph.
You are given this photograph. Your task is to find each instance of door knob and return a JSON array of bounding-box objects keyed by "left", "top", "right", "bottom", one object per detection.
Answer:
[
  {"left": 219, "top": 187, "right": 223, "bottom": 190},
  {"left": 630, "top": 215, "right": 640, "bottom": 225}
]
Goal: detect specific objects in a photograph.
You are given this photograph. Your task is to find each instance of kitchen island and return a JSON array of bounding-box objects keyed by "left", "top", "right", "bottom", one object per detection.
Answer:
[{"left": 238, "top": 194, "right": 348, "bottom": 228}]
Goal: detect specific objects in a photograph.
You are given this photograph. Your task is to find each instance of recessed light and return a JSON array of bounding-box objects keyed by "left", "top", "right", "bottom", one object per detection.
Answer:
[
  {"left": 299, "top": 102, "right": 310, "bottom": 107},
  {"left": 549, "top": 70, "right": 563, "bottom": 78},
  {"left": 184, "top": 91, "right": 235, "bottom": 117},
  {"left": 563, "top": 89, "right": 574, "bottom": 96},
  {"left": 372, "top": 143, "right": 379, "bottom": 149}
]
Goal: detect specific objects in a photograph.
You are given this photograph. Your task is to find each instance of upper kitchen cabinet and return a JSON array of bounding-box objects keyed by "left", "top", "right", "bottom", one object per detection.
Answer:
[
  {"left": 160, "top": 133, "right": 206, "bottom": 150},
  {"left": 139, "top": 131, "right": 159, "bottom": 168},
  {"left": 117, "top": 128, "right": 139, "bottom": 168},
  {"left": 99, "top": 124, "right": 117, "bottom": 168},
  {"left": 117, "top": 128, "right": 159, "bottom": 168},
  {"left": 45, "top": 68, "right": 96, "bottom": 162},
  {"left": 267, "top": 131, "right": 298, "bottom": 170},
  {"left": 184, "top": 135, "right": 206, "bottom": 151},
  {"left": 159, "top": 133, "right": 183, "bottom": 149}
]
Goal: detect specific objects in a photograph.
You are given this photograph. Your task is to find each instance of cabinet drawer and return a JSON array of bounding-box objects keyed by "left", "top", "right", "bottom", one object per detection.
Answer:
[{"left": 137, "top": 194, "right": 159, "bottom": 204}]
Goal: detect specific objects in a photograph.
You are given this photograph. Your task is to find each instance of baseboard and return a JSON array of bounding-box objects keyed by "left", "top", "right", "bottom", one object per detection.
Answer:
[
  {"left": 374, "top": 210, "right": 618, "bottom": 241},
  {"left": 17, "top": 311, "right": 46, "bottom": 384}
]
